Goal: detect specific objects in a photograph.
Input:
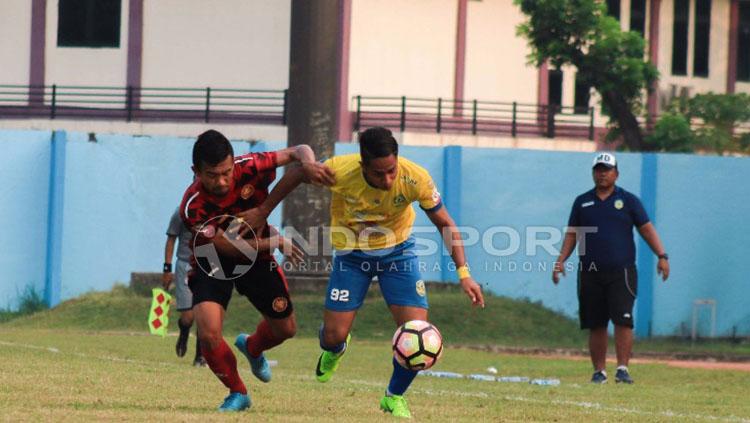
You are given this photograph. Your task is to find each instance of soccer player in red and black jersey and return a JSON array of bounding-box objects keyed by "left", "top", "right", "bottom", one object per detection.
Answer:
[{"left": 179, "top": 129, "right": 334, "bottom": 412}]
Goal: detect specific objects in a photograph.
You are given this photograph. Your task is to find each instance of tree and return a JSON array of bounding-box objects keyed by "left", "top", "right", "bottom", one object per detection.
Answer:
[
  {"left": 515, "top": 0, "right": 658, "bottom": 150},
  {"left": 687, "top": 93, "right": 750, "bottom": 154},
  {"left": 644, "top": 112, "right": 694, "bottom": 152}
]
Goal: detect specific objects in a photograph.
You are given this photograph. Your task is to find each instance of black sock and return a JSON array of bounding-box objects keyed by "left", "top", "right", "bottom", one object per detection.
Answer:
[
  {"left": 194, "top": 338, "right": 202, "bottom": 359},
  {"left": 178, "top": 319, "right": 191, "bottom": 338}
]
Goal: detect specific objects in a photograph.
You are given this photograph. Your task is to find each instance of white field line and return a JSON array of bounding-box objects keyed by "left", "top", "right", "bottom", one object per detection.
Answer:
[
  {"left": 0, "top": 340, "right": 181, "bottom": 369},
  {"left": 1, "top": 340, "right": 748, "bottom": 422},
  {"left": 283, "top": 374, "right": 749, "bottom": 422}
]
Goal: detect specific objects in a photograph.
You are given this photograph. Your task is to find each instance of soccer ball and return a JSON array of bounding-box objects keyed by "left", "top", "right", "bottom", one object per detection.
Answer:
[{"left": 392, "top": 320, "right": 443, "bottom": 371}]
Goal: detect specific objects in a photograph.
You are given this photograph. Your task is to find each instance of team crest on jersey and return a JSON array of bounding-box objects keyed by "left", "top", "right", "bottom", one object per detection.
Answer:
[
  {"left": 416, "top": 280, "right": 426, "bottom": 297},
  {"left": 614, "top": 199, "right": 624, "bottom": 210},
  {"left": 241, "top": 184, "right": 255, "bottom": 200},
  {"left": 401, "top": 175, "right": 417, "bottom": 186},
  {"left": 393, "top": 194, "right": 406, "bottom": 206},
  {"left": 272, "top": 297, "right": 288, "bottom": 313}
]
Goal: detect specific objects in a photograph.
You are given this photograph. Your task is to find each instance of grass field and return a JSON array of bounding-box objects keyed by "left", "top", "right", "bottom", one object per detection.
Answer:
[
  {"left": 1, "top": 329, "right": 749, "bottom": 421},
  {"left": 1, "top": 287, "right": 749, "bottom": 421}
]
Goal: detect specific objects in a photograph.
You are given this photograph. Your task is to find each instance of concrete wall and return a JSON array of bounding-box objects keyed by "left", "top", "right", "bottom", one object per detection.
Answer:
[
  {"left": 0, "top": 0, "right": 32, "bottom": 85},
  {"left": 651, "top": 154, "right": 750, "bottom": 336},
  {"left": 0, "top": 130, "right": 51, "bottom": 309},
  {"left": 141, "top": 0, "right": 290, "bottom": 89},
  {"left": 44, "top": 0, "right": 130, "bottom": 87},
  {"left": 2, "top": 129, "right": 749, "bottom": 336},
  {"left": 464, "top": 0, "right": 538, "bottom": 104},
  {"left": 348, "top": 0, "right": 457, "bottom": 98}
]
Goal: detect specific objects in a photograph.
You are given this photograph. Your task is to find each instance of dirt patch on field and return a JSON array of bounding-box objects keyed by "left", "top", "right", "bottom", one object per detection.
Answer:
[{"left": 633, "top": 358, "right": 750, "bottom": 372}]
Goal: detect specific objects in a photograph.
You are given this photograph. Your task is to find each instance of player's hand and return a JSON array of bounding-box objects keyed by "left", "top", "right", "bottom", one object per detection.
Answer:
[
  {"left": 161, "top": 272, "right": 173, "bottom": 289},
  {"left": 279, "top": 236, "right": 305, "bottom": 267},
  {"left": 233, "top": 208, "right": 268, "bottom": 237},
  {"left": 460, "top": 277, "right": 485, "bottom": 308},
  {"left": 301, "top": 162, "right": 336, "bottom": 186},
  {"left": 552, "top": 261, "right": 566, "bottom": 284},
  {"left": 657, "top": 258, "right": 670, "bottom": 281}
]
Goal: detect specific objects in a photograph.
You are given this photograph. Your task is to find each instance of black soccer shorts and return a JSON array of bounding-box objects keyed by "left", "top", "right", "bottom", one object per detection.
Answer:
[
  {"left": 188, "top": 258, "right": 293, "bottom": 319},
  {"left": 577, "top": 265, "right": 637, "bottom": 329}
]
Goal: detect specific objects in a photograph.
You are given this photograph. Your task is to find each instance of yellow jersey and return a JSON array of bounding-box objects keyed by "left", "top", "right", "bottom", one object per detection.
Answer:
[{"left": 324, "top": 154, "right": 442, "bottom": 250}]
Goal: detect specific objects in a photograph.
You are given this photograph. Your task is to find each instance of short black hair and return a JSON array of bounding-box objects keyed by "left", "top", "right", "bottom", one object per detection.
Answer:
[
  {"left": 192, "top": 129, "right": 234, "bottom": 170},
  {"left": 358, "top": 127, "right": 398, "bottom": 165}
]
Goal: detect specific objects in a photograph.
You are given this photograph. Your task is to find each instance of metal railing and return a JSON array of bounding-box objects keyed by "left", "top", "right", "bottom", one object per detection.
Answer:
[
  {"left": 0, "top": 84, "right": 599, "bottom": 141},
  {"left": 353, "top": 95, "right": 596, "bottom": 140},
  {"left": 0, "top": 84, "right": 288, "bottom": 124}
]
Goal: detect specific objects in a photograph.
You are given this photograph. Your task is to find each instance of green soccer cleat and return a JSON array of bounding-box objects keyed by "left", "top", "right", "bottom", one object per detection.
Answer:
[
  {"left": 380, "top": 394, "right": 411, "bottom": 418},
  {"left": 315, "top": 334, "right": 351, "bottom": 383}
]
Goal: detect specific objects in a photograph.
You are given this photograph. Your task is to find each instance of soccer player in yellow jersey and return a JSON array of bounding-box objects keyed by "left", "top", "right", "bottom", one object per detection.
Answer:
[
  {"left": 316, "top": 127, "right": 484, "bottom": 418},
  {"left": 239, "top": 127, "right": 484, "bottom": 418}
]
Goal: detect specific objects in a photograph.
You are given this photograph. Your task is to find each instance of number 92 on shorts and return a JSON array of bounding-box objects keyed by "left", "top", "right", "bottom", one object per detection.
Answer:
[{"left": 324, "top": 238, "right": 429, "bottom": 312}]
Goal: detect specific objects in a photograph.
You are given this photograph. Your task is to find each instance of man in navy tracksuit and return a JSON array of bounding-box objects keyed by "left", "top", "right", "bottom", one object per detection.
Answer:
[{"left": 552, "top": 153, "right": 670, "bottom": 384}]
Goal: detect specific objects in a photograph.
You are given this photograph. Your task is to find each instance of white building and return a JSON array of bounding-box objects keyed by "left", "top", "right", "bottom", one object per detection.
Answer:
[{"left": 0, "top": 0, "right": 745, "bottom": 149}]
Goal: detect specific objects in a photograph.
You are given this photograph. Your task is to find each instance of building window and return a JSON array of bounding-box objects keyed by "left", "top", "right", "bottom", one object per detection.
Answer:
[
  {"left": 548, "top": 70, "right": 563, "bottom": 109},
  {"left": 739, "top": 2, "right": 750, "bottom": 81},
  {"left": 607, "top": 0, "right": 621, "bottom": 20},
  {"left": 630, "top": 0, "right": 646, "bottom": 36},
  {"left": 57, "top": 0, "right": 121, "bottom": 48},
  {"left": 693, "top": 0, "right": 711, "bottom": 77},
  {"left": 574, "top": 74, "right": 591, "bottom": 114},
  {"left": 672, "top": 0, "right": 689, "bottom": 75}
]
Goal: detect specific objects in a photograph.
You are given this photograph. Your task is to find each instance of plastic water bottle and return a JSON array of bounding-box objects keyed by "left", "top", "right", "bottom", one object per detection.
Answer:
[
  {"left": 530, "top": 378, "right": 561, "bottom": 386},
  {"left": 419, "top": 370, "right": 464, "bottom": 379},
  {"left": 468, "top": 374, "right": 496, "bottom": 382},
  {"left": 497, "top": 376, "right": 529, "bottom": 383}
]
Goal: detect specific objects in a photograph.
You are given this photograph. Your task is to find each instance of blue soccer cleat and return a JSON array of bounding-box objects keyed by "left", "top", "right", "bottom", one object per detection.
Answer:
[
  {"left": 218, "top": 392, "right": 251, "bottom": 412},
  {"left": 591, "top": 370, "right": 608, "bottom": 384},
  {"left": 615, "top": 367, "right": 634, "bottom": 384},
  {"left": 235, "top": 333, "right": 272, "bottom": 383}
]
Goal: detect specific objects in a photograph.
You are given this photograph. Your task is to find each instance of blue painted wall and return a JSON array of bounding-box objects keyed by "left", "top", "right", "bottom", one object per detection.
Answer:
[
  {"left": 0, "top": 130, "right": 52, "bottom": 309},
  {"left": 651, "top": 154, "right": 750, "bottom": 336},
  {"left": 1, "top": 129, "right": 749, "bottom": 336}
]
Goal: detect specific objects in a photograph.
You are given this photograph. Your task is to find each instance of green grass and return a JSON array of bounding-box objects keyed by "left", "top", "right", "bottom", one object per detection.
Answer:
[
  {"left": 1, "top": 286, "right": 749, "bottom": 420},
  {"left": 0, "top": 329, "right": 749, "bottom": 421},
  {"left": 3, "top": 284, "right": 588, "bottom": 349},
  {"left": 6, "top": 284, "right": 749, "bottom": 357}
]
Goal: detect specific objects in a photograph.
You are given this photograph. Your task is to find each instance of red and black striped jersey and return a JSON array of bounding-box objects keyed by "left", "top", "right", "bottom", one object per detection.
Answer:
[{"left": 179, "top": 151, "right": 278, "bottom": 264}]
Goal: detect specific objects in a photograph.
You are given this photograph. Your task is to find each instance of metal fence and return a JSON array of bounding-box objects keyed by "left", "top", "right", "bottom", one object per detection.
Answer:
[
  {"left": 0, "top": 84, "right": 288, "bottom": 124},
  {"left": 353, "top": 95, "right": 596, "bottom": 140},
  {"left": 0, "top": 84, "right": 599, "bottom": 140}
]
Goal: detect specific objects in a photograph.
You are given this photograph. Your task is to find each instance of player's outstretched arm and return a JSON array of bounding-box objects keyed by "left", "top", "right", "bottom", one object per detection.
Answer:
[
  {"left": 234, "top": 147, "right": 335, "bottom": 235},
  {"left": 275, "top": 144, "right": 336, "bottom": 186},
  {"left": 425, "top": 206, "right": 485, "bottom": 308},
  {"left": 207, "top": 219, "right": 304, "bottom": 265},
  {"left": 235, "top": 166, "right": 306, "bottom": 234}
]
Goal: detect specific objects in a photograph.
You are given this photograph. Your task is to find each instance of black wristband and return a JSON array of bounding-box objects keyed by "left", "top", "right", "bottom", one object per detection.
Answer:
[
  {"left": 658, "top": 253, "right": 669, "bottom": 260},
  {"left": 163, "top": 262, "right": 172, "bottom": 273}
]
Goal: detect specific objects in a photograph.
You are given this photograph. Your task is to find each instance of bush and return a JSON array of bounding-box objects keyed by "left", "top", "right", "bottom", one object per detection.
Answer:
[
  {"left": 0, "top": 285, "right": 48, "bottom": 323},
  {"left": 645, "top": 112, "right": 694, "bottom": 152},
  {"left": 688, "top": 93, "right": 750, "bottom": 154}
]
